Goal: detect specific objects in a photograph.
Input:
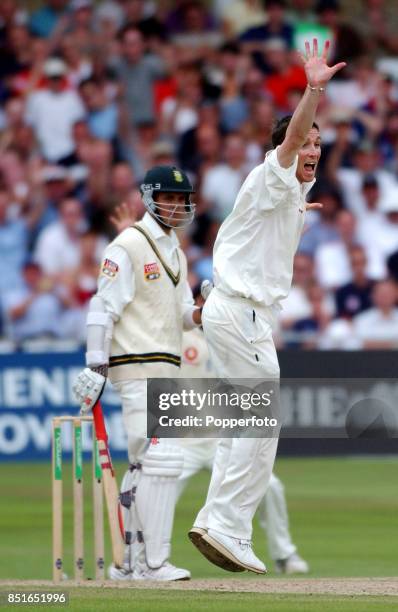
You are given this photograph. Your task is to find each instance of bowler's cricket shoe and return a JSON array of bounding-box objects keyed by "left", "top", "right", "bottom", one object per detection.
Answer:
[
  {"left": 188, "top": 526, "right": 207, "bottom": 549},
  {"left": 275, "top": 553, "right": 309, "bottom": 575},
  {"left": 201, "top": 529, "right": 267, "bottom": 574},
  {"left": 188, "top": 526, "right": 242, "bottom": 573},
  {"left": 132, "top": 561, "right": 191, "bottom": 581},
  {"left": 189, "top": 527, "right": 244, "bottom": 572},
  {"left": 107, "top": 564, "right": 132, "bottom": 580}
]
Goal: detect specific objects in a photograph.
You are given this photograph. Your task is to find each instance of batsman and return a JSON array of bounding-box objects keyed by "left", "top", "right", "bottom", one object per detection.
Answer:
[{"left": 73, "top": 166, "right": 202, "bottom": 581}]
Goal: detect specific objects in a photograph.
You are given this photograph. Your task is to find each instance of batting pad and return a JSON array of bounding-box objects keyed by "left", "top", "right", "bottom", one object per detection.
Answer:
[{"left": 135, "top": 443, "right": 184, "bottom": 568}]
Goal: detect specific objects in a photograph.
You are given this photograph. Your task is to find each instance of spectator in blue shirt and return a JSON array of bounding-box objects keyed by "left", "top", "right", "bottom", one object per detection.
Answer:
[
  {"left": 78, "top": 77, "right": 118, "bottom": 141},
  {"left": 0, "top": 189, "right": 28, "bottom": 295},
  {"left": 30, "top": 0, "right": 69, "bottom": 38}
]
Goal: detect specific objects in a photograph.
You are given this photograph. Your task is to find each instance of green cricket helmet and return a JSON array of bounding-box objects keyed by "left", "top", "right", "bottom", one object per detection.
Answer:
[{"left": 140, "top": 165, "right": 196, "bottom": 228}]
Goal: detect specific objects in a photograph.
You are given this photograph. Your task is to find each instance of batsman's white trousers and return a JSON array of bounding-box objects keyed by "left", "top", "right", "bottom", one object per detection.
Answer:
[
  {"left": 112, "top": 366, "right": 179, "bottom": 463},
  {"left": 111, "top": 378, "right": 148, "bottom": 463},
  {"left": 177, "top": 439, "right": 296, "bottom": 561},
  {"left": 198, "top": 288, "right": 280, "bottom": 540}
]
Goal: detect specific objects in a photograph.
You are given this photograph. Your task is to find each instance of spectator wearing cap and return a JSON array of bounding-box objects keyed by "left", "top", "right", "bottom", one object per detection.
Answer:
[
  {"left": 353, "top": 280, "right": 398, "bottom": 348},
  {"left": 115, "top": 26, "right": 166, "bottom": 127},
  {"left": 240, "top": 0, "right": 293, "bottom": 50},
  {"left": 25, "top": 57, "right": 85, "bottom": 163},
  {"left": 34, "top": 163, "right": 77, "bottom": 233},
  {"left": 335, "top": 245, "right": 373, "bottom": 319},
  {"left": 360, "top": 186, "right": 398, "bottom": 280}
]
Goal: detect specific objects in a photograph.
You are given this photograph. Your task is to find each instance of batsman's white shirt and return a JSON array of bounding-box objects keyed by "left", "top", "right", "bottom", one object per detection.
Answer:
[
  {"left": 97, "top": 212, "right": 197, "bottom": 328},
  {"left": 213, "top": 147, "right": 315, "bottom": 306}
]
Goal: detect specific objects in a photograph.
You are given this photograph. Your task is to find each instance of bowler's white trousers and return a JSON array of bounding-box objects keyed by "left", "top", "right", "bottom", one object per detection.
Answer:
[
  {"left": 197, "top": 288, "right": 280, "bottom": 541},
  {"left": 177, "top": 439, "right": 296, "bottom": 561}
]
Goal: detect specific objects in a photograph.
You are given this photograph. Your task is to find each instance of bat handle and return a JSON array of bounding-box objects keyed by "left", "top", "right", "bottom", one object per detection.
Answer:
[{"left": 92, "top": 401, "right": 108, "bottom": 442}]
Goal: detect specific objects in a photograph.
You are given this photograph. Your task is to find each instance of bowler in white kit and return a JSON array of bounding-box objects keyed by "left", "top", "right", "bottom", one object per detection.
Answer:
[{"left": 189, "top": 39, "right": 346, "bottom": 574}]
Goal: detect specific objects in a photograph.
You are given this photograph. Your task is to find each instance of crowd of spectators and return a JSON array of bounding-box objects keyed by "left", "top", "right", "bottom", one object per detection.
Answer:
[{"left": 1, "top": 0, "right": 398, "bottom": 350}]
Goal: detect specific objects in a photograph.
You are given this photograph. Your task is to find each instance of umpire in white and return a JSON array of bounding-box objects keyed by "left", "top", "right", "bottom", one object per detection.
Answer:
[
  {"left": 74, "top": 166, "right": 202, "bottom": 581},
  {"left": 189, "top": 39, "right": 346, "bottom": 574}
]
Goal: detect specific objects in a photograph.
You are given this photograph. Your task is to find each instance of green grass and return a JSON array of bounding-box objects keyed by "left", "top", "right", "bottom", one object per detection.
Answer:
[
  {"left": 0, "top": 457, "right": 397, "bottom": 580},
  {"left": 1, "top": 588, "right": 398, "bottom": 612},
  {"left": 1, "top": 458, "right": 397, "bottom": 610}
]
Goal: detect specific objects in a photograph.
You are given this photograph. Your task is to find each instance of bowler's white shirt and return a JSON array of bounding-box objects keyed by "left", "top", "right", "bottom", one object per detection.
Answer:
[
  {"left": 213, "top": 148, "right": 315, "bottom": 306},
  {"left": 98, "top": 213, "right": 197, "bottom": 327}
]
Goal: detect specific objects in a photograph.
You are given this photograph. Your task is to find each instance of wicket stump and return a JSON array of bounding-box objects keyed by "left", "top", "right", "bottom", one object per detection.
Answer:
[{"left": 52, "top": 416, "right": 105, "bottom": 582}]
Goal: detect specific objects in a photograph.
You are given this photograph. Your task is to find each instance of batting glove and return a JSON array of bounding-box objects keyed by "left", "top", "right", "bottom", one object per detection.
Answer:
[
  {"left": 73, "top": 367, "right": 107, "bottom": 415},
  {"left": 201, "top": 279, "right": 214, "bottom": 301}
]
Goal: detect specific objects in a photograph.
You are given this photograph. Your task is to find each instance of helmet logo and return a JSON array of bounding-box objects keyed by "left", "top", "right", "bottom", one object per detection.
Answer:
[{"left": 173, "top": 169, "right": 183, "bottom": 183}]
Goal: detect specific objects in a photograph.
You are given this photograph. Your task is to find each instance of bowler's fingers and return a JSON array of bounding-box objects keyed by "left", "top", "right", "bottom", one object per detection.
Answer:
[
  {"left": 313, "top": 38, "right": 318, "bottom": 57},
  {"left": 330, "top": 61, "right": 347, "bottom": 76},
  {"left": 305, "top": 40, "right": 311, "bottom": 58},
  {"left": 322, "top": 39, "right": 330, "bottom": 59}
]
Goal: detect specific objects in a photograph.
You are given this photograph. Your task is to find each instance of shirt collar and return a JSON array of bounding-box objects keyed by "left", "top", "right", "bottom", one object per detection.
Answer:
[
  {"left": 142, "top": 212, "right": 179, "bottom": 247},
  {"left": 301, "top": 177, "right": 316, "bottom": 197}
]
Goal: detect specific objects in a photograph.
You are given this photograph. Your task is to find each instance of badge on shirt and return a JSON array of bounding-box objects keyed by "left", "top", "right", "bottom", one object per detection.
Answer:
[
  {"left": 144, "top": 262, "right": 161, "bottom": 281},
  {"left": 101, "top": 258, "right": 119, "bottom": 279},
  {"left": 184, "top": 346, "right": 198, "bottom": 363}
]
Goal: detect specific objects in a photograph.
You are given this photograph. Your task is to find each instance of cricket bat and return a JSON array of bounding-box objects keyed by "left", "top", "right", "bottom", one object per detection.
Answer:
[{"left": 92, "top": 401, "right": 125, "bottom": 568}]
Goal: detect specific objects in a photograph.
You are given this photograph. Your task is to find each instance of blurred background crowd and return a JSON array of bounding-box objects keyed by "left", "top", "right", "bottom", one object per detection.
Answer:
[{"left": 1, "top": 0, "right": 398, "bottom": 350}]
